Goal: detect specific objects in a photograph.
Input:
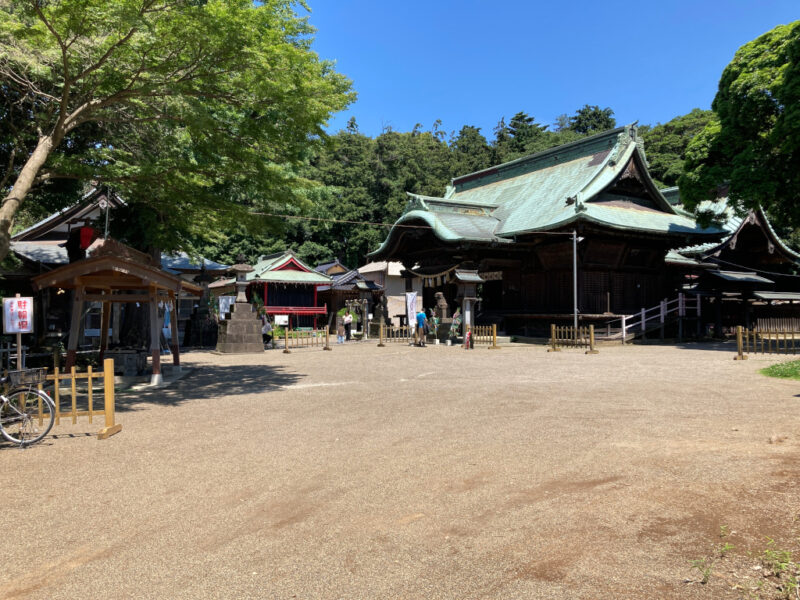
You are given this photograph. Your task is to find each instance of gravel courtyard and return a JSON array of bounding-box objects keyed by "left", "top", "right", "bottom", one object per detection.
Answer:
[{"left": 2, "top": 341, "right": 799, "bottom": 599}]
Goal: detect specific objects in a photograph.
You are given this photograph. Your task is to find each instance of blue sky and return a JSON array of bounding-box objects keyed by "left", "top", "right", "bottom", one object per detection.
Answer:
[{"left": 306, "top": 1, "right": 798, "bottom": 139}]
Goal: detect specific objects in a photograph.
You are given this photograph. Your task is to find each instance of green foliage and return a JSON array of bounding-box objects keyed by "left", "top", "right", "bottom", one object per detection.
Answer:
[
  {"left": 690, "top": 557, "right": 713, "bottom": 584},
  {"left": 640, "top": 109, "right": 714, "bottom": 188},
  {"left": 760, "top": 359, "right": 800, "bottom": 380},
  {"left": 680, "top": 21, "right": 800, "bottom": 227},
  {"left": 568, "top": 104, "right": 616, "bottom": 135},
  {"left": 0, "top": 0, "right": 354, "bottom": 256},
  {"left": 762, "top": 538, "right": 794, "bottom": 574}
]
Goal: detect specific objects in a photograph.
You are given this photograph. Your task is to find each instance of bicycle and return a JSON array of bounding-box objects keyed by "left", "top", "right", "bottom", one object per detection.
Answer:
[{"left": 0, "top": 368, "right": 54, "bottom": 447}]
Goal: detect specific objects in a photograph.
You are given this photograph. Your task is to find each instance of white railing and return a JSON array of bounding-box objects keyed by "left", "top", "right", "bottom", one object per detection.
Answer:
[{"left": 602, "top": 293, "right": 701, "bottom": 342}]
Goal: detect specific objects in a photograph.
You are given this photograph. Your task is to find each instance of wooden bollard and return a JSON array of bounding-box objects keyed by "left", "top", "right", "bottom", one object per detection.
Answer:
[
  {"left": 585, "top": 324, "right": 599, "bottom": 354},
  {"left": 324, "top": 327, "right": 332, "bottom": 351},
  {"left": 734, "top": 325, "right": 747, "bottom": 360},
  {"left": 283, "top": 327, "right": 291, "bottom": 354},
  {"left": 488, "top": 323, "right": 499, "bottom": 349},
  {"left": 98, "top": 358, "right": 122, "bottom": 439},
  {"left": 548, "top": 324, "right": 560, "bottom": 352},
  {"left": 378, "top": 323, "right": 385, "bottom": 347}
]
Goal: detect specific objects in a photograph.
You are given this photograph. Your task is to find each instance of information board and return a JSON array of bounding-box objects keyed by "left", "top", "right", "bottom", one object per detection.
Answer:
[
  {"left": 3, "top": 297, "right": 34, "bottom": 334},
  {"left": 274, "top": 315, "right": 289, "bottom": 326}
]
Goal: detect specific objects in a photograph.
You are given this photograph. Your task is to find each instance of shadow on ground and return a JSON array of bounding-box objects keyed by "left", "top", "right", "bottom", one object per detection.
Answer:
[
  {"left": 666, "top": 339, "right": 740, "bottom": 354},
  {"left": 115, "top": 363, "right": 304, "bottom": 412}
]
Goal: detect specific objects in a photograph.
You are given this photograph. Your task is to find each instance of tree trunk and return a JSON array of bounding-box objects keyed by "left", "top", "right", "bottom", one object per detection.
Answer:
[{"left": 0, "top": 135, "right": 56, "bottom": 261}]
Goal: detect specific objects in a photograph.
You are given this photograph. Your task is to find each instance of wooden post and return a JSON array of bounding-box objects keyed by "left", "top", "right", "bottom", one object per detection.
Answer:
[
  {"left": 324, "top": 326, "right": 332, "bottom": 350},
  {"left": 149, "top": 288, "right": 162, "bottom": 386},
  {"left": 548, "top": 324, "right": 560, "bottom": 352},
  {"left": 585, "top": 324, "right": 598, "bottom": 354},
  {"left": 53, "top": 370, "right": 61, "bottom": 425},
  {"left": 659, "top": 300, "right": 666, "bottom": 340},
  {"left": 621, "top": 315, "right": 627, "bottom": 345},
  {"left": 65, "top": 286, "right": 85, "bottom": 370},
  {"left": 87, "top": 365, "right": 93, "bottom": 424},
  {"left": 99, "top": 299, "right": 111, "bottom": 363},
  {"left": 14, "top": 293, "right": 22, "bottom": 369},
  {"left": 283, "top": 326, "right": 290, "bottom": 354},
  {"left": 734, "top": 325, "right": 747, "bottom": 360},
  {"left": 640, "top": 308, "right": 646, "bottom": 341},
  {"left": 70, "top": 365, "right": 77, "bottom": 424},
  {"left": 169, "top": 289, "right": 181, "bottom": 369},
  {"left": 378, "top": 322, "right": 385, "bottom": 347},
  {"left": 98, "top": 358, "right": 122, "bottom": 439},
  {"left": 488, "top": 323, "right": 499, "bottom": 350}
]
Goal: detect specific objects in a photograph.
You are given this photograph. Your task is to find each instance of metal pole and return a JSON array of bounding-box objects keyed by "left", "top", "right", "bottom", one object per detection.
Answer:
[{"left": 573, "top": 230, "right": 578, "bottom": 333}]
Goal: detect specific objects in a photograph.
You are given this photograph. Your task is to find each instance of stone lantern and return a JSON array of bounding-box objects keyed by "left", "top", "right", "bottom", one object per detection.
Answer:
[{"left": 215, "top": 260, "right": 264, "bottom": 353}]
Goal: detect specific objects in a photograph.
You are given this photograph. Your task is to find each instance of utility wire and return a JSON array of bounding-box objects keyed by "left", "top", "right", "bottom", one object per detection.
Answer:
[{"left": 708, "top": 256, "right": 800, "bottom": 279}]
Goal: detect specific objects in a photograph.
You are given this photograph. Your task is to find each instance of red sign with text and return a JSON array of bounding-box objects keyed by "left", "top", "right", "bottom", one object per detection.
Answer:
[{"left": 3, "top": 297, "right": 34, "bottom": 334}]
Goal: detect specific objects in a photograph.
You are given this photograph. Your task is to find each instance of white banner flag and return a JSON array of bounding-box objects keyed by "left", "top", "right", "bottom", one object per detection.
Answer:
[{"left": 405, "top": 292, "right": 417, "bottom": 332}]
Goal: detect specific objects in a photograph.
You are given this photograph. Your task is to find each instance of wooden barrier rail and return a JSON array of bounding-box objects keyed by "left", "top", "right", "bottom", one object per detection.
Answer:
[
  {"left": 469, "top": 324, "right": 500, "bottom": 349},
  {"left": 3, "top": 358, "right": 122, "bottom": 439},
  {"left": 281, "top": 328, "right": 330, "bottom": 353},
  {"left": 381, "top": 324, "right": 413, "bottom": 344},
  {"left": 735, "top": 325, "right": 800, "bottom": 360},
  {"left": 548, "top": 324, "right": 598, "bottom": 354}
]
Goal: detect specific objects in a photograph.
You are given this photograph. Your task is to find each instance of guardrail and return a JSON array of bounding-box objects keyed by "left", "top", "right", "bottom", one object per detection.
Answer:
[{"left": 602, "top": 293, "right": 700, "bottom": 342}]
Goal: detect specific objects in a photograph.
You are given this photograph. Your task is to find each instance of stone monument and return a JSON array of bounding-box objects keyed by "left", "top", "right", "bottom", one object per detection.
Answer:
[
  {"left": 215, "top": 261, "right": 264, "bottom": 353},
  {"left": 434, "top": 291, "right": 453, "bottom": 342}
]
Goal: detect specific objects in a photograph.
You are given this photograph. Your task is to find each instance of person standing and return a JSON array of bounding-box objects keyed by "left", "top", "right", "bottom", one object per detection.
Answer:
[
  {"left": 261, "top": 311, "right": 273, "bottom": 349},
  {"left": 416, "top": 307, "right": 428, "bottom": 347},
  {"left": 343, "top": 308, "right": 353, "bottom": 341}
]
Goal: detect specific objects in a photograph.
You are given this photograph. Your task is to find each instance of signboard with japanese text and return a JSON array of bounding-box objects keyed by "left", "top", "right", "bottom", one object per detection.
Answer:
[
  {"left": 274, "top": 315, "right": 289, "bottom": 326},
  {"left": 3, "top": 297, "right": 34, "bottom": 334}
]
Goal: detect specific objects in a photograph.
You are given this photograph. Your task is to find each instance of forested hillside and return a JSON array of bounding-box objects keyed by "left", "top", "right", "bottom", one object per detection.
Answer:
[{"left": 196, "top": 105, "right": 712, "bottom": 268}]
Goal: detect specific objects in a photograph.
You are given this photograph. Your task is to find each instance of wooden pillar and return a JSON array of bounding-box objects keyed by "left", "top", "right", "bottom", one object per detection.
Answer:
[
  {"left": 65, "top": 286, "right": 85, "bottom": 370},
  {"left": 169, "top": 289, "right": 181, "bottom": 369},
  {"left": 111, "top": 302, "right": 121, "bottom": 344},
  {"left": 99, "top": 299, "right": 111, "bottom": 363},
  {"left": 149, "top": 287, "right": 162, "bottom": 386}
]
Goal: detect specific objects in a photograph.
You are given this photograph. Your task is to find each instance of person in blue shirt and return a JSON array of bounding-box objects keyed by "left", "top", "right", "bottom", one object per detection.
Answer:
[{"left": 416, "top": 308, "right": 428, "bottom": 347}]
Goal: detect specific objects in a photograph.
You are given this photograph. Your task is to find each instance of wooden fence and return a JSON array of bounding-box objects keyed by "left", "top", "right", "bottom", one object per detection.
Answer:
[
  {"left": 280, "top": 328, "right": 331, "bottom": 353},
  {"left": 3, "top": 358, "right": 121, "bottom": 440},
  {"left": 734, "top": 325, "right": 800, "bottom": 360},
  {"left": 548, "top": 324, "right": 598, "bottom": 354},
  {"left": 377, "top": 324, "right": 414, "bottom": 345},
  {"left": 468, "top": 324, "right": 500, "bottom": 349}
]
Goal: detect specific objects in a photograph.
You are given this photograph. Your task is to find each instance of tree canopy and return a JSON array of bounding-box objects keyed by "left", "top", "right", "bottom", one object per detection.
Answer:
[
  {"left": 568, "top": 104, "right": 616, "bottom": 135},
  {"left": 639, "top": 108, "right": 714, "bottom": 188},
  {"left": 680, "top": 21, "right": 800, "bottom": 226},
  {"left": 0, "top": 0, "right": 353, "bottom": 259}
]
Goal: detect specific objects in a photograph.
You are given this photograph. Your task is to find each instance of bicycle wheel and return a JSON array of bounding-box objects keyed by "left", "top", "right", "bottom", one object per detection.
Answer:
[{"left": 0, "top": 389, "right": 55, "bottom": 446}]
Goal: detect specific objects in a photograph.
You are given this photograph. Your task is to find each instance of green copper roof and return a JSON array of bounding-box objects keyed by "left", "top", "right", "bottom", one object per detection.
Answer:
[
  {"left": 248, "top": 251, "right": 331, "bottom": 284},
  {"left": 371, "top": 126, "right": 723, "bottom": 259}
]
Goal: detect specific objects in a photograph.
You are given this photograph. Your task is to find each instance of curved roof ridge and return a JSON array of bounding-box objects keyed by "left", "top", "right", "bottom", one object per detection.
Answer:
[{"left": 451, "top": 125, "right": 628, "bottom": 188}]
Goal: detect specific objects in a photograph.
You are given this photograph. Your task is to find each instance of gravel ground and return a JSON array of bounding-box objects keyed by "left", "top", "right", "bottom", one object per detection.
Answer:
[{"left": 2, "top": 340, "right": 799, "bottom": 599}]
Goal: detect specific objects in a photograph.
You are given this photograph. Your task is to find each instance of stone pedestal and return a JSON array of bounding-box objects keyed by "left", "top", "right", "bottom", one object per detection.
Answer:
[{"left": 215, "top": 303, "right": 263, "bottom": 353}]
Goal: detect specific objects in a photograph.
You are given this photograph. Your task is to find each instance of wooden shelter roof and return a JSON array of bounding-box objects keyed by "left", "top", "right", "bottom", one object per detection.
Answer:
[{"left": 30, "top": 254, "right": 202, "bottom": 296}]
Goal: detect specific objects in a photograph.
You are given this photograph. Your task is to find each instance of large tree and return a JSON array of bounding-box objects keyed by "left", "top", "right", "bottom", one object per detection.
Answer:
[
  {"left": 568, "top": 104, "right": 616, "bottom": 135},
  {"left": 0, "top": 0, "right": 353, "bottom": 259},
  {"left": 680, "top": 21, "right": 800, "bottom": 225},
  {"left": 639, "top": 108, "right": 714, "bottom": 188}
]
